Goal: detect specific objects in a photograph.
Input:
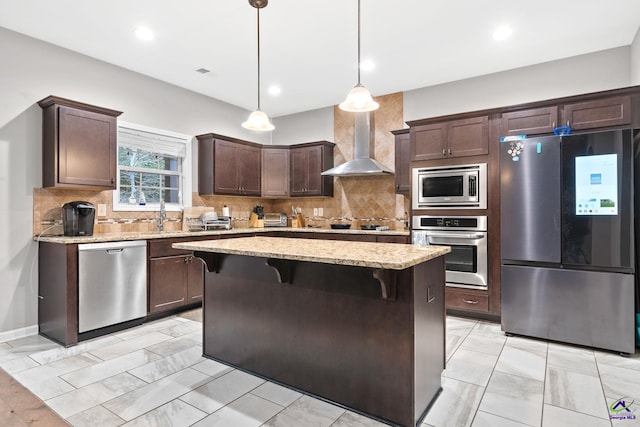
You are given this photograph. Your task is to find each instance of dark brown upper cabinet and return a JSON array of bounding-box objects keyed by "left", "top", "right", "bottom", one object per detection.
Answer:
[
  {"left": 411, "top": 116, "right": 488, "bottom": 161},
  {"left": 501, "top": 96, "right": 631, "bottom": 136},
  {"left": 290, "top": 141, "right": 334, "bottom": 197},
  {"left": 262, "top": 147, "right": 290, "bottom": 198},
  {"left": 392, "top": 129, "right": 410, "bottom": 194},
  {"left": 501, "top": 106, "right": 559, "bottom": 137},
  {"left": 38, "top": 96, "right": 122, "bottom": 189},
  {"left": 562, "top": 96, "right": 631, "bottom": 131},
  {"left": 197, "top": 134, "right": 262, "bottom": 196}
]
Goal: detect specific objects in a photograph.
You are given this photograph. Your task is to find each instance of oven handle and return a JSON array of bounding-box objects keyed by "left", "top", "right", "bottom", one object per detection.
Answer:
[{"left": 426, "top": 232, "right": 485, "bottom": 239}]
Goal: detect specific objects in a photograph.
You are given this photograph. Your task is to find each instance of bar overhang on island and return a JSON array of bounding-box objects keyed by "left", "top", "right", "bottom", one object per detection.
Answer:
[{"left": 173, "top": 236, "right": 450, "bottom": 427}]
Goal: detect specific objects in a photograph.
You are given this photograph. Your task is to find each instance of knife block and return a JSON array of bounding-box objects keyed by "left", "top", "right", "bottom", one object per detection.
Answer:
[{"left": 249, "top": 212, "right": 264, "bottom": 228}]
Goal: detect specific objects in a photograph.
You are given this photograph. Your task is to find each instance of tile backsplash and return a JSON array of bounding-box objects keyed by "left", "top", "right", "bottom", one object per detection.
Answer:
[{"left": 33, "top": 92, "right": 409, "bottom": 235}]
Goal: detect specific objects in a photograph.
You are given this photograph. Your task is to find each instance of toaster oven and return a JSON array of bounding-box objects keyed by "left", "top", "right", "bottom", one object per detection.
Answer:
[{"left": 263, "top": 212, "right": 288, "bottom": 227}]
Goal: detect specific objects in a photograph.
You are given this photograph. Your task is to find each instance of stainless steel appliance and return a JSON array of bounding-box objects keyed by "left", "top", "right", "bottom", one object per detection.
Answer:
[
  {"left": 186, "top": 216, "right": 231, "bottom": 231},
  {"left": 412, "top": 215, "right": 488, "bottom": 290},
  {"left": 78, "top": 240, "right": 147, "bottom": 333},
  {"left": 500, "top": 129, "right": 635, "bottom": 354},
  {"left": 62, "top": 201, "right": 95, "bottom": 236},
  {"left": 263, "top": 212, "right": 288, "bottom": 227},
  {"left": 412, "top": 163, "right": 487, "bottom": 210}
]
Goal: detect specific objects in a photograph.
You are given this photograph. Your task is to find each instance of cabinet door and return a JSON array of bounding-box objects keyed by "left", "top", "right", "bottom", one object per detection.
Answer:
[
  {"left": 290, "top": 148, "right": 309, "bottom": 196},
  {"left": 562, "top": 96, "right": 631, "bottom": 131},
  {"left": 411, "top": 123, "right": 447, "bottom": 161},
  {"left": 262, "top": 148, "right": 290, "bottom": 197},
  {"left": 239, "top": 144, "right": 262, "bottom": 196},
  {"left": 186, "top": 256, "right": 204, "bottom": 302},
  {"left": 58, "top": 106, "right": 116, "bottom": 188},
  {"left": 213, "top": 140, "right": 241, "bottom": 195},
  {"left": 501, "top": 106, "right": 559, "bottom": 136},
  {"left": 198, "top": 136, "right": 215, "bottom": 195},
  {"left": 149, "top": 256, "right": 187, "bottom": 313},
  {"left": 447, "top": 116, "right": 489, "bottom": 158},
  {"left": 304, "top": 145, "right": 323, "bottom": 196},
  {"left": 394, "top": 133, "right": 410, "bottom": 193}
]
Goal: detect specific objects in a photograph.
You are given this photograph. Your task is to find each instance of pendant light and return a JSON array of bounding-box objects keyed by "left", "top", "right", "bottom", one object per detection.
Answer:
[
  {"left": 242, "top": 0, "right": 274, "bottom": 131},
  {"left": 339, "top": 0, "right": 379, "bottom": 112}
]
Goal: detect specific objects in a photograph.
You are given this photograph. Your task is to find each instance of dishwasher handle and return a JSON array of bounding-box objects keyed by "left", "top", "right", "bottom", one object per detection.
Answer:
[{"left": 106, "top": 248, "right": 124, "bottom": 254}]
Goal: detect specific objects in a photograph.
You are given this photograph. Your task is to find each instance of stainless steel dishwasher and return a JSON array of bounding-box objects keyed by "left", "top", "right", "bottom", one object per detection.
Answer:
[{"left": 78, "top": 240, "right": 147, "bottom": 333}]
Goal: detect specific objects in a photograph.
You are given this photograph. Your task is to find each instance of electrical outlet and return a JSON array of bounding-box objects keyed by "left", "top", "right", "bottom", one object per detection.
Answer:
[
  {"left": 97, "top": 204, "right": 107, "bottom": 217},
  {"left": 318, "top": 207, "right": 323, "bottom": 217},
  {"left": 313, "top": 208, "right": 318, "bottom": 216}
]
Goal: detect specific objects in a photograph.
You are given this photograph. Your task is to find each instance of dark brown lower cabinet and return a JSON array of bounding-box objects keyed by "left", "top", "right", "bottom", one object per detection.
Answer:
[
  {"left": 148, "top": 237, "right": 210, "bottom": 314},
  {"left": 445, "top": 287, "right": 489, "bottom": 313},
  {"left": 187, "top": 256, "right": 205, "bottom": 301},
  {"left": 149, "top": 256, "right": 190, "bottom": 313}
]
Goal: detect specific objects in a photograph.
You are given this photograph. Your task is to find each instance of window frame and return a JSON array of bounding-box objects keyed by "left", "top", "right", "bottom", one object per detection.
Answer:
[{"left": 113, "top": 121, "right": 193, "bottom": 212}]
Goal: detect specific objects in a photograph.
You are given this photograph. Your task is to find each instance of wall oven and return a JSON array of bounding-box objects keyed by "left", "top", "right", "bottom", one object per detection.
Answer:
[
  {"left": 412, "top": 215, "right": 488, "bottom": 290},
  {"left": 412, "top": 163, "right": 487, "bottom": 210}
]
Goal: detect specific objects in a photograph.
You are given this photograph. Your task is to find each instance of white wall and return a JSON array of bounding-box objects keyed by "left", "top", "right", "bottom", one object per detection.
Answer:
[
  {"left": 631, "top": 28, "right": 640, "bottom": 85},
  {"left": 271, "top": 107, "right": 334, "bottom": 145},
  {"left": 404, "top": 47, "right": 632, "bottom": 122},
  {"left": 0, "top": 27, "right": 267, "bottom": 339}
]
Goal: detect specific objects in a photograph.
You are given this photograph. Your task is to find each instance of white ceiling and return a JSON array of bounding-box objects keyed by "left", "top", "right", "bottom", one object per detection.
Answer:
[{"left": 1, "top": 0, "right": 639, "bottom": 117}]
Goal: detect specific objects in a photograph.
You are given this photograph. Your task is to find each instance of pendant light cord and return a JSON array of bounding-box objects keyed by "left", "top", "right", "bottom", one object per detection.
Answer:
[
  {"left": 357, "top": 0, "right": 361, "bottom": 86},
  {"left": 256, "top": 7, "right": 262, "bottom": 110}
]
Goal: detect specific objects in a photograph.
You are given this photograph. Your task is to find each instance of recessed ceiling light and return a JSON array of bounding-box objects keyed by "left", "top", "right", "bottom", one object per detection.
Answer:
[
  {"left": 134, "top": 26, "right": 154, "bottom": 41},
  {"left": 268, "top": 86, "right": 281, "bottom": 96},
  {"left": 360, "top": 60, "right": 375, "bottom": 72},
  {"left": 493, "top": 25, "right": 512, "bottom": 41}
]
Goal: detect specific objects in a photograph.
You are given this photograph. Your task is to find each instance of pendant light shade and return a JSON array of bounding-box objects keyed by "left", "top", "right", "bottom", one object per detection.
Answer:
[
  {"left": 242, "top": 109, "right": 274, "bottom": 131},
  {"left": 339, "top": 0, "right": 379, "bottom": 113},
  {"left": 243, "top": 0, "right": 274, "bottom": 131}
]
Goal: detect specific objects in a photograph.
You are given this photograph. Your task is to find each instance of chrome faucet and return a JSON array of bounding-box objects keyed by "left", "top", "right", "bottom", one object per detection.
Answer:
[{"left": 157, "top": 199, "right": 166, "bottom": 231}]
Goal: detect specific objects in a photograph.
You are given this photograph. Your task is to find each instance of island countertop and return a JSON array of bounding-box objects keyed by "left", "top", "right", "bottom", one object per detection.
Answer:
[{"left": 173, "top": 236, "right": 449, "bottom": 270}]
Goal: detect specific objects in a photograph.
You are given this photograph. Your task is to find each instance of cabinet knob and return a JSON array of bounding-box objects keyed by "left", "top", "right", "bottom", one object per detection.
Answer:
[
  {"left": 442, "top": 149, "right": 446, "bottom": 156},
  {"left": 448, "top": 148, "right": 452, "bottom": 156},
  {"left": 566, "top": 120, "right": 570, "bottom": 127}
]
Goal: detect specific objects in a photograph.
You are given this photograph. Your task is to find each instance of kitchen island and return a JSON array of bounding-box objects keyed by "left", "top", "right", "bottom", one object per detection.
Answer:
[{"left": 173, "top": 236, "right": 450, "bottom": 427}]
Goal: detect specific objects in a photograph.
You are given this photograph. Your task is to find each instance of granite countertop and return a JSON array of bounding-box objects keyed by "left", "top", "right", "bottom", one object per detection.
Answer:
[
  {"left": 35, "top": 227, "right": 410, "bottom": 244},
  {"left": 173, "top": 236, "right": 449, "bottom": 270}
]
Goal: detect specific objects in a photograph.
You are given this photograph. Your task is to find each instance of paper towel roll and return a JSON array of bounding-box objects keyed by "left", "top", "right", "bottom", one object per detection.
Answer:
[{"left": 222, "top": 205, "right": 230, "bottom": 217}]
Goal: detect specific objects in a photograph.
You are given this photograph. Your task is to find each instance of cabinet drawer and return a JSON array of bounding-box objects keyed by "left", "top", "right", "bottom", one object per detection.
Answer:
[
  {"left": 376, "top": 235, "right": 410, "bottom": 244},
  {"left": 445, "top": 289, "right": 489, "bottom": 312},
  {"left": 148, "top": 236, "right": 215, "bottom": 258}
]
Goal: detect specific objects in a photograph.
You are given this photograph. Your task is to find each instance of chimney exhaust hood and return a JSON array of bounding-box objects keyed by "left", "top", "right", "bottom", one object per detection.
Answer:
[{"left": 321, "top": 112, "right": 393, "bottom": 177}]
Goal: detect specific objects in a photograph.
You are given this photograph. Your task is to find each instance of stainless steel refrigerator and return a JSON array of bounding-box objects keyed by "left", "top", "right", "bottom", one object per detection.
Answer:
[{"left": 500, "top": 129, "right": 636, "bottom": 354}]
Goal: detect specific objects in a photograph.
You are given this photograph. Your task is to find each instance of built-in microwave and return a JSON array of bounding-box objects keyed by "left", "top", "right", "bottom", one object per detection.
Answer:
[{"left": 412, "top": 163, "right": 487, "bottom": 209}]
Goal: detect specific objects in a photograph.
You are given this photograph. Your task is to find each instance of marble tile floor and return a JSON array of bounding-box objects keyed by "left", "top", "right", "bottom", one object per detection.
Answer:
[{"left": 1, "top": 315, "right": 639, "bottom": 427}]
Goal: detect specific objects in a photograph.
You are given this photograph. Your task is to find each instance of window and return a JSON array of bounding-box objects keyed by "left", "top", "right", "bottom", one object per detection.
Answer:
[{"left": 114, "top": 122, "right": 192, "bottom": 211}]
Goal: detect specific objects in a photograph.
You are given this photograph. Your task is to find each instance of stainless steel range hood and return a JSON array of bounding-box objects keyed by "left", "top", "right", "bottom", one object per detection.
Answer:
[{"left": 321, "top": 112, "right": 393, "bottom": 177}]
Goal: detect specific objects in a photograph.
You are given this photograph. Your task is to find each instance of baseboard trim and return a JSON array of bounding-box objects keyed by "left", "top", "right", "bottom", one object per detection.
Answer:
[{"left": 0, "top": 325, "right": 39, "bottom": 343}]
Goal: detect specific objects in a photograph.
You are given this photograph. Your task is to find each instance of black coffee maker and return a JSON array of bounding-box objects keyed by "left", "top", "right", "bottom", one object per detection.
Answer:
[{"left": 62, "top": 201, "right": 96, "bottom": 236}]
